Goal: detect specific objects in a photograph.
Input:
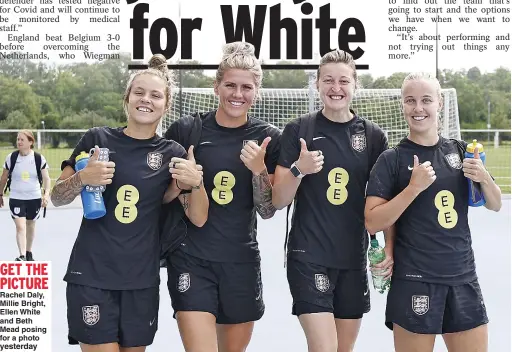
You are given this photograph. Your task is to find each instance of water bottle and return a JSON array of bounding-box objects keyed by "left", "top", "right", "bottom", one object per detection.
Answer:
[
  {"left": 465, "top": 139, "right": 486, "bottom": 207},
  {"left": 75, "top": 151, "right": 106, "bottom": 219},
  {"left": 368, "top": 235, "right": 391, "bottom": 294}
]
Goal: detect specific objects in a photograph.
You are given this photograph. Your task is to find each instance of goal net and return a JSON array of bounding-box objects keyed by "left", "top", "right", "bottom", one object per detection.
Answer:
[{"left": 160, "top": 88, "right": 461, "bottom": 147}]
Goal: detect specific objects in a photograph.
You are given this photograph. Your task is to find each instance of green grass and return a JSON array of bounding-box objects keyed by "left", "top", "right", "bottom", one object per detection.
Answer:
[
  {"left": 1, "top": 146, "right": 510, "bottom": 194},
  {"left": 483, "top": 146, "right": 511, "bottom": 194}
]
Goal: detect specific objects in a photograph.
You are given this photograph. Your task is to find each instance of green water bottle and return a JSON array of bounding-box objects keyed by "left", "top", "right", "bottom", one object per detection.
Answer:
[{"left": 368, "top": 234, "right": 391, "bottom": 294}]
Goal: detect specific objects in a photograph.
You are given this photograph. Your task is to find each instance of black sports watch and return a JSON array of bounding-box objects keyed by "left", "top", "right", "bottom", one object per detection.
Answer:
[{"left": 290, "top": 162, "right": 305, "bottom": 179}]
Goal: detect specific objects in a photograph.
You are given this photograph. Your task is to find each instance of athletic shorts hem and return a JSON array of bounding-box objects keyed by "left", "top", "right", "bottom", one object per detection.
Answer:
[
  {"left": 292, "top": 300, "right": 332, "bottom": 317},
  {"left": 216, "top": 310, "right": 264, "bottom": 325},
  {"left": 292, "top": 300, "right": 368, "bottom": 319},
  {"left": 68, "top": 333, "right": 155, "bottom": 347},
  {"left": 442, "top": 319, "right": 489, "bottom": 334},
  {"left": 118, "top": 338, "right": 156, "bottom": 348},
  {"left": 68, "top": 334, "right": 117, "bottom": 346},
  {"left": 173, "top": 308, "right": 218, "bottom": 320},
  {"left": 385, "top": 321, "right": 441, "bottom": 335}
]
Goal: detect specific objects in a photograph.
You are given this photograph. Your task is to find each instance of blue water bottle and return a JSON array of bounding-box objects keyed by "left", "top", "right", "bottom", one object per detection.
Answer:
[
  {"left": 75, "top": 151, "right": 106, "bottom": 219},
  {"left": 465, "top": 139, "right": 486, "bottom": 207}
]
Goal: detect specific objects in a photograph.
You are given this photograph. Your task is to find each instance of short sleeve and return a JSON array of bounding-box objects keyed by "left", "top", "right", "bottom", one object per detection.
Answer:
[
  {"left": 379, "top": 129, "right": 389, "bottom": 154},
  {"left": 164, "top": 120, "right": 180, "bottom": 143},
  {"left": 60, "top": 129, "right": 96, "bottom": 171},
  {"left": 41, "top": 154, "right": 49, "bottom": 169},
  {"left": 176, "top": 142, "right": 187, "bottom": 160},
  {"left": 164, "top": 115, "right": 196, "bottom": 149},
  {"left": 3, "top": 153, "right": 11, "bottom": 170},
  {"left": 264, "top": 125, "right": 282, "bottom": 174},
  {"left": 366, "top": 148, "right": 398, "bottom": 201},
  {"left": 277, "top": 119, "right": 301, "bottom": 169}
]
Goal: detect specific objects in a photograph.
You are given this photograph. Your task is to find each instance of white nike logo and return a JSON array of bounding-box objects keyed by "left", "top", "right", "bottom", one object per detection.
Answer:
[
  {"left": 364, "top": 288, "right": 369, "bottom": 296},
  {"left": 149, "top": 317, "right": 156, "bottom": 326},
  {"left": 408, "top": 165, "right": 413, "bottom": 171},
  {"left": 199, "top": 141, "right": 212, "bottom": 145},
  {"left": 312, "top": 137, "right": 325, "bottom": 141}
]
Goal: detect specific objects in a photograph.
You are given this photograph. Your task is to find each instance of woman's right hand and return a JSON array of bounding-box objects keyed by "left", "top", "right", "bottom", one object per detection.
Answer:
[
  {"left": 408, "top": 155, "right": 436, "bottom": 193},
  {"left": 295, "top": 138, "right": 324, "bottom": 175},
  {"left": 80, "top": 146, "right": 116, "bottom": 186}
]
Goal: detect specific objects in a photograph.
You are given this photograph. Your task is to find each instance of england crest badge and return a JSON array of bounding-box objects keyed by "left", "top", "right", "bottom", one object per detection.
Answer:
[
  {"left": 314, "top": 273, "right": 330, "bottom": 293},
  {"left": 412, "top": 295, "right": 429, "bottom": 315},
  {"left": 351, "top": 134, "right": 366, "bottom": 152},
  {"left": 243, "top": 140, "right": 259, "bottom": 147},
  {"left": 445, "top": 153, "right": 462, "bottom": 169},
  {"left": 177, "top": 273, "right": 191, "bottom": 293},
  {"left": 82, "top": 305, "right": 100, "bottom": 326},
  {"left": 147, "top": 152, "right": 163, "bottom": 171}
]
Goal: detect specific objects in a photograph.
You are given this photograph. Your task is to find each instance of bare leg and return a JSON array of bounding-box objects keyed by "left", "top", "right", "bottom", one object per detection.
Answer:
[
  {"left": 298, "top": 312, "right": 338, "bottom": 352},
  {"left": 26, "top": 219, "right": 36, "bottom": 252},
  {"left": 443, "top": 324, "right": 488, "bottom": 352},
  {"left": 13, "top": 217, "right": 26, "bottom": 256},
  {"left": 79, "top": 343, "right": 120, "bottom": 352},
  {"left": 334, "top": 318, "right": 362, "bottom": 352},
  {"left": 393, "top": 324, "right": 436, "bottom": 352},
  {"left": 217, "top": 321, "right": 254, "bottom": 352},
  {"left": 177, "top": 311, "right": 218, "bottom": 352},
  {"left": 120, "top": 347, "right": 146, "bottom": 352}
]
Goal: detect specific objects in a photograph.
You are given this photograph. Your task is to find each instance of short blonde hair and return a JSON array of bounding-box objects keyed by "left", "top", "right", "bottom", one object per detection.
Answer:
[{"left": 401, "top": 72, "right": 442, "bottom": 101}]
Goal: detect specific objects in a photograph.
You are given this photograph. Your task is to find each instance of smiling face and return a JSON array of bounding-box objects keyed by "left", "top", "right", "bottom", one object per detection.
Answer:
[
  {"left": 401, "top": 78, "right": 442, "bottom": 136},
  {"left": 214, "top": 68, "right": 257, "bottom": 120},
  {"left": 317, "top": 63, "right": 356, "bottom": 115},
  {"left": 126, "top": 73, "right": 167, "bottom": 127}
]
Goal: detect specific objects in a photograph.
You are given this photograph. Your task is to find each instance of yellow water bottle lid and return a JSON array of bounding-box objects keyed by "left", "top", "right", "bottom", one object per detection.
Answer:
[
  {"left": 75, "top": 151, "right": 90, "bottom": 162},
  {"left": 466, "top": 139, "right": 484, "bottom": 153}
]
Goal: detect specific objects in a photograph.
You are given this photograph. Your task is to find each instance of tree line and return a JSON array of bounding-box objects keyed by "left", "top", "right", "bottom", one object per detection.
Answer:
[{"left": 0, "top": 52, "right": 509, "bottom": 147}]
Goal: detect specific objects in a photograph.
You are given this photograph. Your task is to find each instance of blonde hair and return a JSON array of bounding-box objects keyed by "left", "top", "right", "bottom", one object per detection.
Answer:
[
  {"left": 401, "top": 72, "right": 443, "bottom": 131},
  {"left": 317, "top": 49, "right": 360, "bottom": 89},
  {"left": 18, "top": 130, "right": 35, "bottom": 149},
  {"left": 215, "top": 42, "right": 262, "bottom": 90},
  {"left": 123, "top": 54, "right": 174, "bottom": 118},
  {"left": 401, "top": 72, "right": 442, "bottom": 101}
]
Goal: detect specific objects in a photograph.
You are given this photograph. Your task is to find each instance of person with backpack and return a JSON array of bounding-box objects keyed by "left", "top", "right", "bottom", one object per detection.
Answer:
[
  {"left": 163, "top": 42, "right": 281, "bottom": 352},
  {"left": 272, "top": 49, "right": 392, "bottom": 352},
  {"left": 50, "top": 54, "right": 208, "bottom": 351},
  {"left": 0, "top": 130, "right": 51, "bottom": 261},
  {"left": 365, "top": 72, "right": 502, "bottom": 352}
]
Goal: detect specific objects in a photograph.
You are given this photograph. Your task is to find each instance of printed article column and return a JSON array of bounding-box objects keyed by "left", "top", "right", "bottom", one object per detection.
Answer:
[{"left": 0, "top": 261, "right": 52, "bottom": 351}]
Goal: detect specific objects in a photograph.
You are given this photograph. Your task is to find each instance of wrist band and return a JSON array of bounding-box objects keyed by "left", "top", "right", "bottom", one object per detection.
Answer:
[{"left": 191, "top": 177, "right": 203, "bottom": 190}]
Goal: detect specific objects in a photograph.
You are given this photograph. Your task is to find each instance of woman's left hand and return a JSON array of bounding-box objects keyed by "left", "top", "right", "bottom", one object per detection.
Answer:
[
  {"left": 41, "top": 194, "right": 49, "bottom": 208},
  {"left": 370, "top": 246, "right": 394, "bottom": 280},
  {"left": 462, "top": 148, "right": 489, "bottom": 183},
  {"left": 169, "top": 146, "right": 202, "bottom": 188}
]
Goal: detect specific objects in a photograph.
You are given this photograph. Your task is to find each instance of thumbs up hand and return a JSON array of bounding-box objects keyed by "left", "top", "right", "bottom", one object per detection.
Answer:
[
  {"left": 294, "top": 138, "right": 324, "bottom": 175},
  {"left": 240, "top": 137, "right": 272, "bottom": 175},
  {"left": 80, "top": 146, "right": 115, "bottom": 186},
  {"left": 170, "top": 145, "right": 203, "bottom": 189},
  {"left": 463, "top": 147, "right": 489, "bottom": 183},
  {"left": 408, "top": 155, "right": 436, "bottom": 194}
]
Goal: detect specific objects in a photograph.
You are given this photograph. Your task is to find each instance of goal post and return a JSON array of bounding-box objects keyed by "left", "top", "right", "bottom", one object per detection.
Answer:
[{"left": 159, "top": 88, "right": 461, "bottom": 147}]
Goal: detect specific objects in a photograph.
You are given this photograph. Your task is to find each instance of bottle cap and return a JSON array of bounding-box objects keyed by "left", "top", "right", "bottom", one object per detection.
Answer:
[
  {"left": 75, "top": 151, "right": 90, "bottom": 162},
  {"left": 466, "top": 139, "right": 484, "bottom": 153}
]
